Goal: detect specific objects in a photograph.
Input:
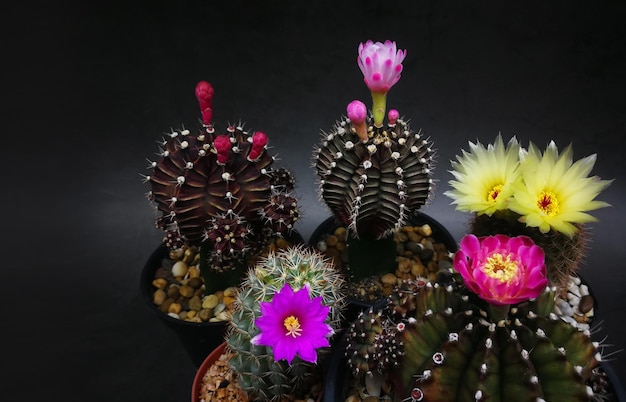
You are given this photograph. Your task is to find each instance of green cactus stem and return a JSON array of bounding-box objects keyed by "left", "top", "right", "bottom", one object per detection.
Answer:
[
  {"left": 391, "top": 283, "right": 601, "bottom": 402},
  {"left": 226, "top": 246, "right": 347, "bottom": 401}
]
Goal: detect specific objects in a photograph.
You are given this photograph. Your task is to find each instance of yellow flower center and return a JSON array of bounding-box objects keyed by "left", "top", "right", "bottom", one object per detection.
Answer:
[
  {"left": 487, "top": 184, "right": 504, "bottom": 202},
  {"left": 483, "top": 253, "right": 518, "bottom": 283},
  {"left": 283, "top": 315, "right": 303, "bottom": 338},
  {"left": 536, "top": 190, "right": 560, "bottom": 216}
]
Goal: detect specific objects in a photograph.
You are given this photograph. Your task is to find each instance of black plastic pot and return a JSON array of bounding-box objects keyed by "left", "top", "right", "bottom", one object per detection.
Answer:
[
  {"left": 141, "top": 232, "right": 304, "bottom": 367},
  {"left": 140, "top": 244, "right": 229, "bottom": 367},
  {"left": 309, "top": 212, "right": 458, "bottom": 322}
]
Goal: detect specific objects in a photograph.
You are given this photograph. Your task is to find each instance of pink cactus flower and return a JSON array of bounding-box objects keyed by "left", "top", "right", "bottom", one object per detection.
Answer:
[
  {"left": 357, "top": 40, "right": 407, "bottom": 93},
  {"left": 453, "top": 234, "right": 548, "bottom": 306},
  {"left": 251, "top": 283, "right": 332, "bottom": 364}
]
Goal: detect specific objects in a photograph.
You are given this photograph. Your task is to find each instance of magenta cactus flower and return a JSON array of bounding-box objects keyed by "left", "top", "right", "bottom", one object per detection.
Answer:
[
  {"left": 453, "top": 234, "right": 548, "bottom": 306},
  {"left": 251, "top": 283, "right": 333, "bottom": 364},
  {"left": 357, "top": 40, "right": 407, "bottom": 127}
]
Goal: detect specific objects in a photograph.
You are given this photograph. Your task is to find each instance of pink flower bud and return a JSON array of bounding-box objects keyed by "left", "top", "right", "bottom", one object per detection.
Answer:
[
  {"left": 347, "top": 100, "right": 368, "bottom": 142},
  {"left": 248, "top": 131, "right": 268, "bottom": 161},
  {"left": 213, "top": 134, "right": 231, "bottom": 164},
  {"left": 388, "top": 109, "right": 399, "bottom": 125},
  {"left": 195, "top": 81, "right": 215, "bottom": 125}
]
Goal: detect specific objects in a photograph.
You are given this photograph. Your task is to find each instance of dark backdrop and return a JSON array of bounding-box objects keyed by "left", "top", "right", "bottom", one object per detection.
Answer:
[{"left": 4, "top": 1, "right": 625, "bottom": 401}]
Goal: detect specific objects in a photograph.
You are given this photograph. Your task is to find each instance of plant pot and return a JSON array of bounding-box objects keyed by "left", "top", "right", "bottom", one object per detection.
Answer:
[
  {"left": 141, "top": 245, "right": 230, "bottom": 367},
  {"left": 191, "top": 342, "right": 229, "bottom": 402},
  {"left": 309, "top": 212, "right": 458, "bottom": 322},
  {"left": 141, "top": 232, "right": 304, "bottom": 367},
  {"left": 192, "top": 342, "right": 326, "bottom": 402}
]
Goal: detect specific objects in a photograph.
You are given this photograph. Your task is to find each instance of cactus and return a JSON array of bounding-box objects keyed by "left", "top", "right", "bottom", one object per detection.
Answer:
[
  {"left": 144, "top": 81, "right": 300, "bottom": 275},
  {"left": 391, "top": 283, "right": 602, "bottom": 402},
  {"left": 226, "top": 246, "right": 347, "bottom": 401},
  {"left": 313, "top": 40, "right": 435, "bottom": 241},
  {"left": 445, "top": 136, "right": 612, "bottom": 292}
]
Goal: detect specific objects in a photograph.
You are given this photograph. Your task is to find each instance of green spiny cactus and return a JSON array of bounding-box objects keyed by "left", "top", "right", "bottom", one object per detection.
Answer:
[
  {"left": 145, "top": 81, "right": 300, "bottom": 274},
  {"left": 471, "top": 211, "right": 588, "bottom": 291},
  {"left": 313, "top": 116, "right": 435, "bottom": 240},
  {"left": 226, "top": 246, "right": 347, "bottom": 401},
  {"left": 390, "top": 282, "right": 601, "bottom": 402}
]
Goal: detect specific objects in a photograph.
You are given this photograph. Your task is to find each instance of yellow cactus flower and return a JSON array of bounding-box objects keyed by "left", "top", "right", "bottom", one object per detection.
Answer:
[
  {"left": 445, "top": 135, "right": 522, "bottom": 216},
  {"left": 508, "top": 141, "right": 612, "bottom": 237}
]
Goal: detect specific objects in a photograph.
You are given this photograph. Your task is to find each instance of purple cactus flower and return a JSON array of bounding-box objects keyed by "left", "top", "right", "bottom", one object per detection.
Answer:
[
  {"left": 251, "top": 283, "right": 332, "bottom": 364},
  {"left": 357, "top": 40, "right": 406, "bottom": 93}
]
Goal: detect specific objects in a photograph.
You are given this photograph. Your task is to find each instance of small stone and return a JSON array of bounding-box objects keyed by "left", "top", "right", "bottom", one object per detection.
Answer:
[
  {"left": 168, "top": 302, "right": 182, "bottom": 315},
  {"left": 166, "top": 285, "right": 180, "bottom": 299},
  {"left": 198, "top": 308, "right": 214, "bottom": 321},
  {"left": 153, "top": 289, "right": 166, "bottom": 306},
  {"left": 179, "top": 285, "right": 194, "bottom": 298},
  {"left": 381, "top": 273, "right": 397, "bottom": 285},
  {"left": 172, "top": 261, "right": 189, "bottom": 277},
  {"left": 187, "top": 265, "right": 201, "bottom": 278},
  {"left": 152, "top": 278, "right": 168, "bottom": 290},
  {"left": 187, "top": 277, "right": 203, "bottom": 289},
  {"left": 334, "top": 226, "right": 347, "bottom": 238},
  {"left": 202, "top": 294, "right": 219, "bottom": 309},
  {"left": 578, "top": 295, "right": 594, "bottom": 314},
  {"left": 189, "top": 295, "right": 202, "bottom": 311},
  {"left": 325, "top": 235, "right": 339, "bottom": 247},
  {"left": 223, "top": 287, "right": 238, "bottom": 297}
]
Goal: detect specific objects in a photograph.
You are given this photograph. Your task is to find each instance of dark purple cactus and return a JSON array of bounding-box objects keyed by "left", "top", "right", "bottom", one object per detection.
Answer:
[{"left": 145, "top": 81, "right": 300, "bottom": 272}]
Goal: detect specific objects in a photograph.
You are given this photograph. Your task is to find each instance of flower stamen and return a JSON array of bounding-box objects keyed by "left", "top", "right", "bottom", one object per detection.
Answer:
[
  {"left": 536, "top": 190, "right": 560, "bottom": 216},
  {"left": 487, "top": 184, "right": 503, "bottom": 202},
  {"left": 483, "top": 253, "right": 518, "bottom": 283},
  {"left": 284, "top": 315, "right": 303, "bottom": 338}
]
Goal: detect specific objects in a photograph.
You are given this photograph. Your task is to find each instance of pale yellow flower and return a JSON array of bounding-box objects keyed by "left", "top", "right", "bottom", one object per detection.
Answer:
[
  {"left": 508, "top": 141, "right": 612, "bottom": 237},
  {"left": 445, "top": 135, "right": 522, "bottom": 216}
]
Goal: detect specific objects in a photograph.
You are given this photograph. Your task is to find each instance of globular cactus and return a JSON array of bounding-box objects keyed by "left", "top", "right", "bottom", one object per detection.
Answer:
[
  {"left": 144, "top": 81, "right": 300, "bottom": 274},
  {"left": 313, "top": 40, "right": 435, "bottom": 240},
  {"left": 226, "top": 246, "right": 347, "bottom": 401},
  {"left": 389, "top": 283, "right": 603, "bottom": 402},
  {"left": 314, "top": 113, "right": 435, "bottom": 240}
]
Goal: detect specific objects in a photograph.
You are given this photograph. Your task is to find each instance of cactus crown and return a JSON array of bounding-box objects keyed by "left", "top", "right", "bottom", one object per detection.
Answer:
[
  {"left": 226, "top": 246, "right": 347, "bottom": 401},
  {"left": 145, "top": 81, "right": 300, "bottom": 273}
]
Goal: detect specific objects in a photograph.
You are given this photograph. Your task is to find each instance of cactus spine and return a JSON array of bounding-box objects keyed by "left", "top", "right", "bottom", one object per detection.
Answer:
[
  {"left": 145, "top": 81, "right": 300, "bottom": 274},
  {"left": 227, "top": 246, "right": 347, "bottom": 401}
]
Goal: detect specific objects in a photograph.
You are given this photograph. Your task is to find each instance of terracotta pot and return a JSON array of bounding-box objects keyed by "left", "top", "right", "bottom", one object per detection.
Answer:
[
  {"left": 191, "top": 342, "right": 227, "bottom": 402},
  {"left": 192, "top": 342, "right": 326, "bottom": 402}
]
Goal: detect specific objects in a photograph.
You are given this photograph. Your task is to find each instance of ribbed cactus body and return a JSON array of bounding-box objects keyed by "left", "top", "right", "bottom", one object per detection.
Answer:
[
  {"left": 227, "top": 246, "right": 346, "bottom": 401},
  {"left": 471, "top": 211, "right": 588, "bottom": 291},
  {"left": 314, "top": 117, "right": 435, "bottom": 239},
  {"left": 393, "top": 283, "right": 600, "bottom": 402},
  {"left": 147, "top": 123, "right": 300, "bottom": 272}
]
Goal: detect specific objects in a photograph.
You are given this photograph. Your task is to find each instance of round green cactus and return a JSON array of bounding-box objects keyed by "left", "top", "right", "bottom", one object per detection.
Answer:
[{"left": 226, "top": 246, "right": 347, "bottom": 401}]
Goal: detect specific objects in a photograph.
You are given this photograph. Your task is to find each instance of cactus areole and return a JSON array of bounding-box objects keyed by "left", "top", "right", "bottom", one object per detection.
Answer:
[{"left": 145, "top": 81, "right": 300, "bottom": 274}]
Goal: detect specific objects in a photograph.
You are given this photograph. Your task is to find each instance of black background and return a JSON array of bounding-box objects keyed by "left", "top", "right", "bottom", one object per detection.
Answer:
[{"left": 4, "top": 0, "right": 625, "bottom": 401}]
